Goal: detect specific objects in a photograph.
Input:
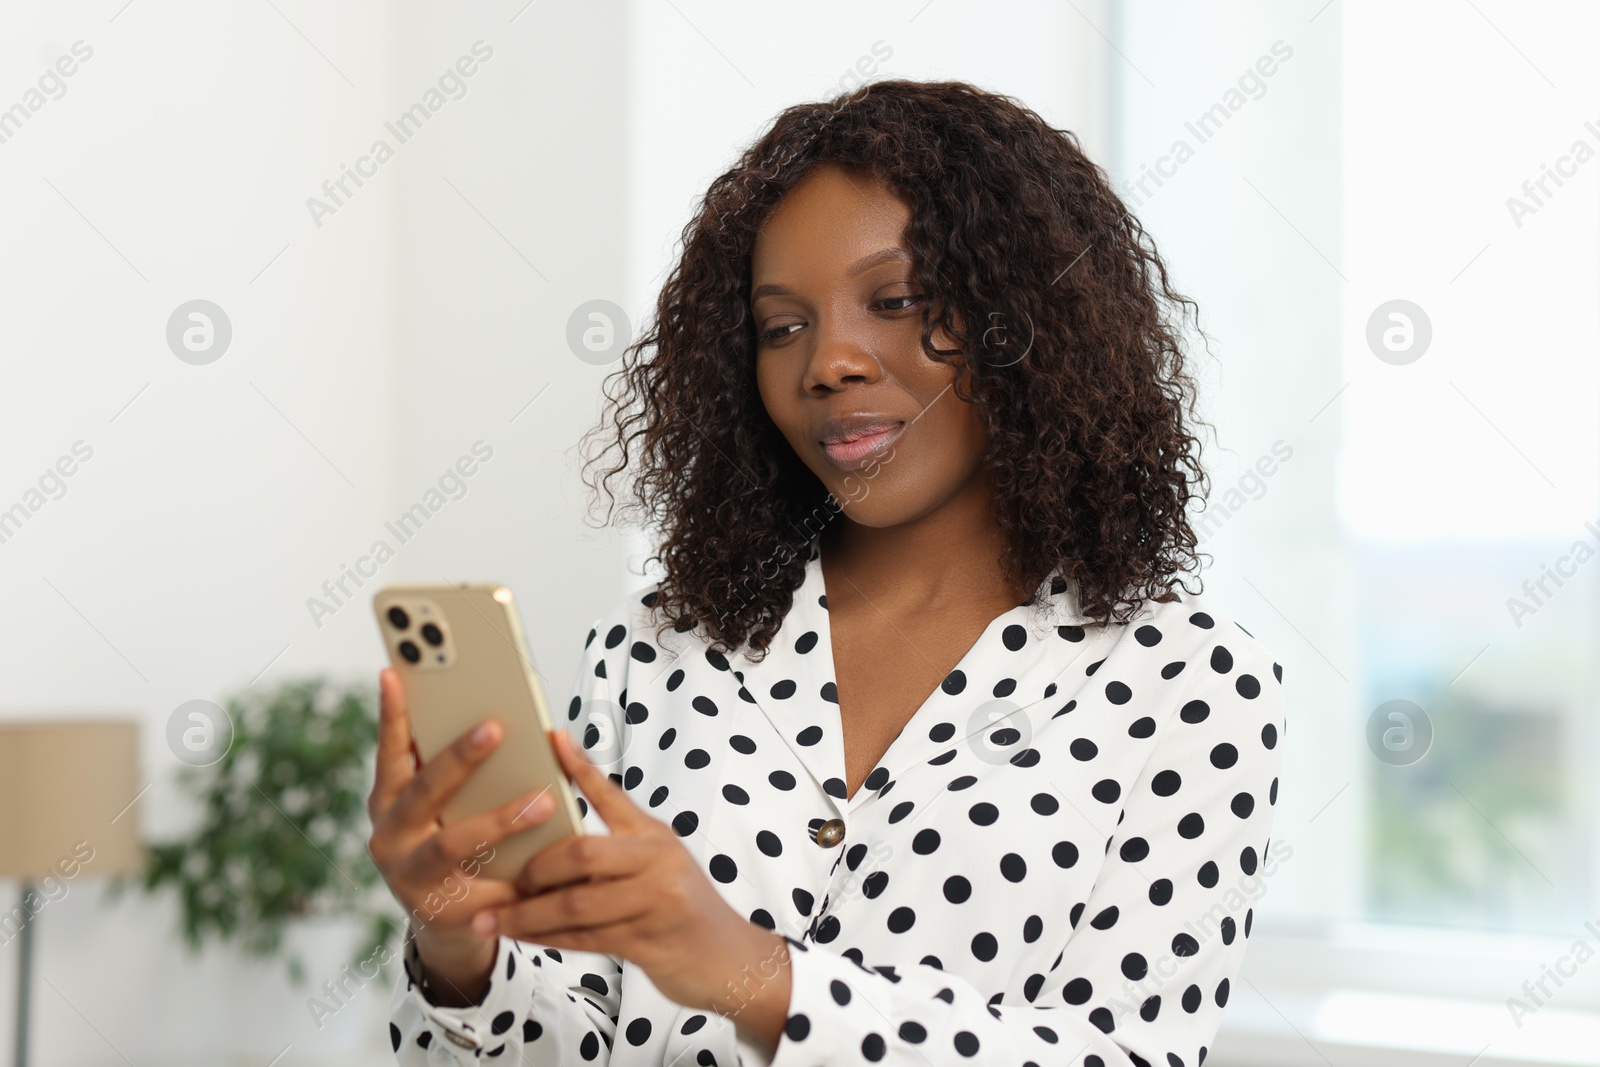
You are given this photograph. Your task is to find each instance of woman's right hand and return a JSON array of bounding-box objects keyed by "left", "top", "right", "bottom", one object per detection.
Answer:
[{"left": 366, "top": 667, "right": 559, "bottom": 1006}]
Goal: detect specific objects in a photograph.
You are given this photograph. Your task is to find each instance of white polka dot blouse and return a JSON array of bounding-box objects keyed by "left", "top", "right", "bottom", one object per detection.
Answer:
[{"left": 388, "top": 538, "right": 1285, "bottom": 1067}]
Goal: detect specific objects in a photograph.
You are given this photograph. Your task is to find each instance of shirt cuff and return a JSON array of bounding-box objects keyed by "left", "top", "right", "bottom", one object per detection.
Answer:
[{"left": 393, "top": 933, "right": 533, "bottom": 1056}]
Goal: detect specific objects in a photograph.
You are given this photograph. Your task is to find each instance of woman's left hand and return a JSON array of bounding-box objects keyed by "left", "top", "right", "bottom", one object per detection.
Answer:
[{"left": 470, "top": 729, "right": 792, "bottom": 1041}]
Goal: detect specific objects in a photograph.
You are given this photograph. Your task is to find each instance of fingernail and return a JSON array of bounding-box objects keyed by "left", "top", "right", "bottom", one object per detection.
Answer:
[
  {"left": 472, "top": 722, "right": 496, "bottom": 748},
  {"left": 472, "top": 912, "right": 497, "bottom": 936}
]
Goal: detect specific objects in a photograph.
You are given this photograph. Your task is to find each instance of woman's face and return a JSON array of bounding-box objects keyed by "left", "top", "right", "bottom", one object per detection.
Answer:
[{"left": 751, "top": 163, "right": 990, "bottom": 528}]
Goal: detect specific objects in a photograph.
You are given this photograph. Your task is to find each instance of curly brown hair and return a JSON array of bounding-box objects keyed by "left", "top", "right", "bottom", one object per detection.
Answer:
[{"left": 581, "top": 78, "right": 1215, "bottom": 658}]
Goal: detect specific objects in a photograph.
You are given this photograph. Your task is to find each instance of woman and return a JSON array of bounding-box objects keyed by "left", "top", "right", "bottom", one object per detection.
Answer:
[{"left": 370, "top": 79, "right": 1285, "bottom": 1067}]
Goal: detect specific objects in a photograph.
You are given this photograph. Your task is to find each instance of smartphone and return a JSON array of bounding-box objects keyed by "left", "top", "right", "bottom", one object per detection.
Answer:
[{"left": 372, "top": 581, "right": 584, "bottom": 882}]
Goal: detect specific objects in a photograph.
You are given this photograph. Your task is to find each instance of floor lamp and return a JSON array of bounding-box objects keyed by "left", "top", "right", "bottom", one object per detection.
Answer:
[{"left": 0, "top": 721, "right": 143, "bottom": 1067}]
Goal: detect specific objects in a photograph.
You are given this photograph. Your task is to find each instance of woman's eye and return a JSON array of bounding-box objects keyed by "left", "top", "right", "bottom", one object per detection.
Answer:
[
  {"left": 875, "top": 294, "right": 923, "bottom": 311},
  {"left": 759, "top": 322, "right": 803, "bottom": 343}
]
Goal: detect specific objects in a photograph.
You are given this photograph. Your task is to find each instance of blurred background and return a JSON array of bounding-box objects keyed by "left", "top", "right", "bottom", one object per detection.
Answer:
[{"left": 1, "top": 0, "right": 1596, "bottom": 1064}]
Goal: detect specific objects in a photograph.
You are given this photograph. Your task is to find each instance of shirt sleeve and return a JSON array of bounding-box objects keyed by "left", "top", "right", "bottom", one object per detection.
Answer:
[
  {"left": 386, "top": 616, "right": 628, "bottom": 1064},
  {"left": 762, "top": 634, "right": 1286, "bottom": 1067}
]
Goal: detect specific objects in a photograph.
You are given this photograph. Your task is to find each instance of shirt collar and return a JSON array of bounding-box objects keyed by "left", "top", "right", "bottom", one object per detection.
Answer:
[{"left": 727, "top": 535, "right": 1114, "bottom": 817}]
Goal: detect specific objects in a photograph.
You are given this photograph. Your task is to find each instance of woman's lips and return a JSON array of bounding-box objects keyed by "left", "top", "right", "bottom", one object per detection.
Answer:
[{"left": 820, "top": 422, "right": 904, "bottom": 470}]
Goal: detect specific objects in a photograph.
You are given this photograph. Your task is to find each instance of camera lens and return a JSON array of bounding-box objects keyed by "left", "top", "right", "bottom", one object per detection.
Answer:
[
  {"left": 420, "top": 622, "right": 444, "bottom": 647},
  {"left": 398, "top": 640, "right": 421, "bottom": 663},
  {"left": 387, "top": 606, "right": 410, "bottom": 630}
]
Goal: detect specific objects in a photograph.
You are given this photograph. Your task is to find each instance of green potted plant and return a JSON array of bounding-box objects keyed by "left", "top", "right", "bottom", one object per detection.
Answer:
[{"left": 115, "top": 676, "right": 400, "bottom": 984}]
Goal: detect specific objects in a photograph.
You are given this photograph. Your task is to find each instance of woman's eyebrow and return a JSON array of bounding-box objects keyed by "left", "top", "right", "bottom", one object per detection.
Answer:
[{"left": 750, "top": 246, "right": 911, "bottom": 303}]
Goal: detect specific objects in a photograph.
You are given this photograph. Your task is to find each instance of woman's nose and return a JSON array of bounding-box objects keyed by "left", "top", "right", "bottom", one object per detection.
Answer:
[{"left": 803, "top": 318, "right": 882, "bottom": 393}]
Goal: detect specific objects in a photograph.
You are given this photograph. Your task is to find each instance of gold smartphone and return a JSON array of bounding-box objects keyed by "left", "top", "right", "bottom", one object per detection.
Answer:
[{"left": 372, "top": 582, "right": 584, "bottom": 882}]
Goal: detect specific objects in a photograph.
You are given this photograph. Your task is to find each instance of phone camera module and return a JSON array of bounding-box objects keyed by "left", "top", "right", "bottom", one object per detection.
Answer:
[
  {"left": 420, "top": 622, "right": 444, "bottom": 647},
  {"left": 386, "top": 606, "right": 411, "bottom": 630},
  {"left": 398, "top": 639, "right": 421, "bottom": 663}
]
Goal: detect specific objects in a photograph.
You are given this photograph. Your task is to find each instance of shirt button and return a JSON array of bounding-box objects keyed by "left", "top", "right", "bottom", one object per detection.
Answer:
[{"left": 815, "top": 818, "right": 845, "bottom": 848}]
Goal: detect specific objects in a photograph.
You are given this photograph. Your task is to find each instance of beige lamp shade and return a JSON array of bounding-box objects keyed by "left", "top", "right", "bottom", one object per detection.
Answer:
[{"left": 0, "top": 720, "right": 145, "bottom": 880}]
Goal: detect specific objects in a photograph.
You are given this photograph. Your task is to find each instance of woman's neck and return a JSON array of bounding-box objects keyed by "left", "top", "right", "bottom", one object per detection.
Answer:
[{"left": 820, "top": 471, "right": 1030, "bottom": 614}]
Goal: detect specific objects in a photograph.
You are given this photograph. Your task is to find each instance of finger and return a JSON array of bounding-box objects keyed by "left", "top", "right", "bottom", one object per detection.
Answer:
[
  {"left": 515, "top": 833, "right": 651, "bottom": 896},
  {"left": 552, "top": 728, "right": 644, "bottom": 833},
  {"left": 370, "top": 669, "right": 417, "bottom": 816},
  {"left": 389, "top": 716, "right": 504, "bottom": 830},
  {"left": 476, "top": 873, "right": 655, "bottom": 939},
  {"left": 431, "top": 784, "right": 561, "bottom": 864}
]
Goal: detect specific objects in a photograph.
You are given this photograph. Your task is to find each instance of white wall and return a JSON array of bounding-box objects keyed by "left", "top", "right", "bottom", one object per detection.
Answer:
[
  {"left": 0, "top": 0, "right": 630, "bottom": 1063},
  {"left": 1107, "top": 0, "right": 1352, "bottom": 928}
]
